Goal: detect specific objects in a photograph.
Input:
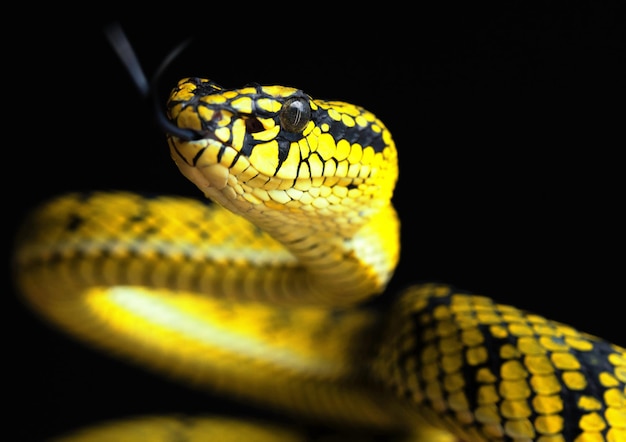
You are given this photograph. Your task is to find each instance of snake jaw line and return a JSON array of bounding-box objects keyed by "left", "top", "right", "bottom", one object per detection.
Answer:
[{"left": 171, "top": 152, "right": 213, "bottom": 191}]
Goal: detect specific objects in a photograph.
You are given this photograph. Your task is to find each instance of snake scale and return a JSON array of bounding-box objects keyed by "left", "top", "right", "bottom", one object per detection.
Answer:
[{"left": 12, "top": 34, "right": 626, "bottom": 442}]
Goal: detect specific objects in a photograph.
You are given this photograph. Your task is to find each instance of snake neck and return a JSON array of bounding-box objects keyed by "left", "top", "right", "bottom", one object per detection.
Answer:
[
  {"left": 254, "top": 201, "right": 401, "bottom": 306},
  {"left": 172, "top": 140, "right": 400, "bottom": 306}
]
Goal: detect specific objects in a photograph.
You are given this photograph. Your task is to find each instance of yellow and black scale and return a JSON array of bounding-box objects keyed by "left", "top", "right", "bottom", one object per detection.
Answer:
[{"left": 13, "top": 75, "right": 626, "bottom": 441}]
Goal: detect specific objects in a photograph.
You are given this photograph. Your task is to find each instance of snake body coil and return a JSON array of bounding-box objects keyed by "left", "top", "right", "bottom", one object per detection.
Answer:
[{"left": 13, "top": 77, "right": 626, "bottom": 441}]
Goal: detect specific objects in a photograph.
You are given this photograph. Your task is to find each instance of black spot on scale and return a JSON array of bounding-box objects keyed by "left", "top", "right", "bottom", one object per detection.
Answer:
[
  {"left": 328, "top": 123, "right": 346, "bottom": 142},
  {"left": 275, "top": 138, "right": 292, "bottom": 175},
  {"left": 576, "top": 339, "right": 623, "bottom": 379},
  {"left": 190, "top": 78, "right": 223, "bottom": 97},
  {"left": 328, "top": 121, "right": 386, "bottom": 153},
  {"left": 66, "top": 214, "right": 83, "bottom": 232},
  {"left": 360, "top": 128, "right": 386, "bottom": 153}
]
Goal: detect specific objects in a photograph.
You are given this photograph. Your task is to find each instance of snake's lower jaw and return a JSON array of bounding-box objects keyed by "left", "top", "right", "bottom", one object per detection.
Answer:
[
  {"left": 171, "top": 154, "right": 229, "bottom": 192},
  {"left": 202, "top": 164, "right": 229, "bottom": 189}
]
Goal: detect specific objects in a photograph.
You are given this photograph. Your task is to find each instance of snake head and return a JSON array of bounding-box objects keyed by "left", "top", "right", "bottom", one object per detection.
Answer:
[
  {"left": 166, "top": 77, "right": 319, "bottom": 181},
  {"left": 166, "top": 77, "right": 398, "bottom": 234}
]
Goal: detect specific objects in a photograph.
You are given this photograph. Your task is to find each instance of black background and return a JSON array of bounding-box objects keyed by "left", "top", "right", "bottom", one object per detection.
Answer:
[{"left": 8, "top": 6, "right": 624, "bottom": 440}]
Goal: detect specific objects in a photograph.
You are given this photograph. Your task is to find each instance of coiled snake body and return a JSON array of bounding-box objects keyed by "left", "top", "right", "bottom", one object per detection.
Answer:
[{"left": 13, "top": 76, "right": 626, "bottom": 441}]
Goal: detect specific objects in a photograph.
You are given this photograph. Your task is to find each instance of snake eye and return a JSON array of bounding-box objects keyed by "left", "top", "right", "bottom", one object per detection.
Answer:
[{"left": 279, "top": 97, "right": 311, "bottom": 133}]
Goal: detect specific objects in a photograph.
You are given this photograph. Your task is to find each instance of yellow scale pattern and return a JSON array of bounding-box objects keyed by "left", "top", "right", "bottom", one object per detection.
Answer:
[
  {"left": 12, "top": 73, "right": 626, "bottom": 441},
  {"left": 374, "top": 284, "right": 626, "bottom": 441},
  {"left": 15, "top": 192, "right": 326, "bottom": 307}
]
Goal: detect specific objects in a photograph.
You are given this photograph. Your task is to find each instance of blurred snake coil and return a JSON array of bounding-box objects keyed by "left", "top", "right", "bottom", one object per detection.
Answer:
[{"left": 13, "top": 76, "right": 626, "bottom": 441}]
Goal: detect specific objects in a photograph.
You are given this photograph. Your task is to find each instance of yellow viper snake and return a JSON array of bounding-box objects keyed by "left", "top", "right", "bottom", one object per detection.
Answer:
[{"left": 12, "top": 70, "right": 626, "bottom": 440}]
